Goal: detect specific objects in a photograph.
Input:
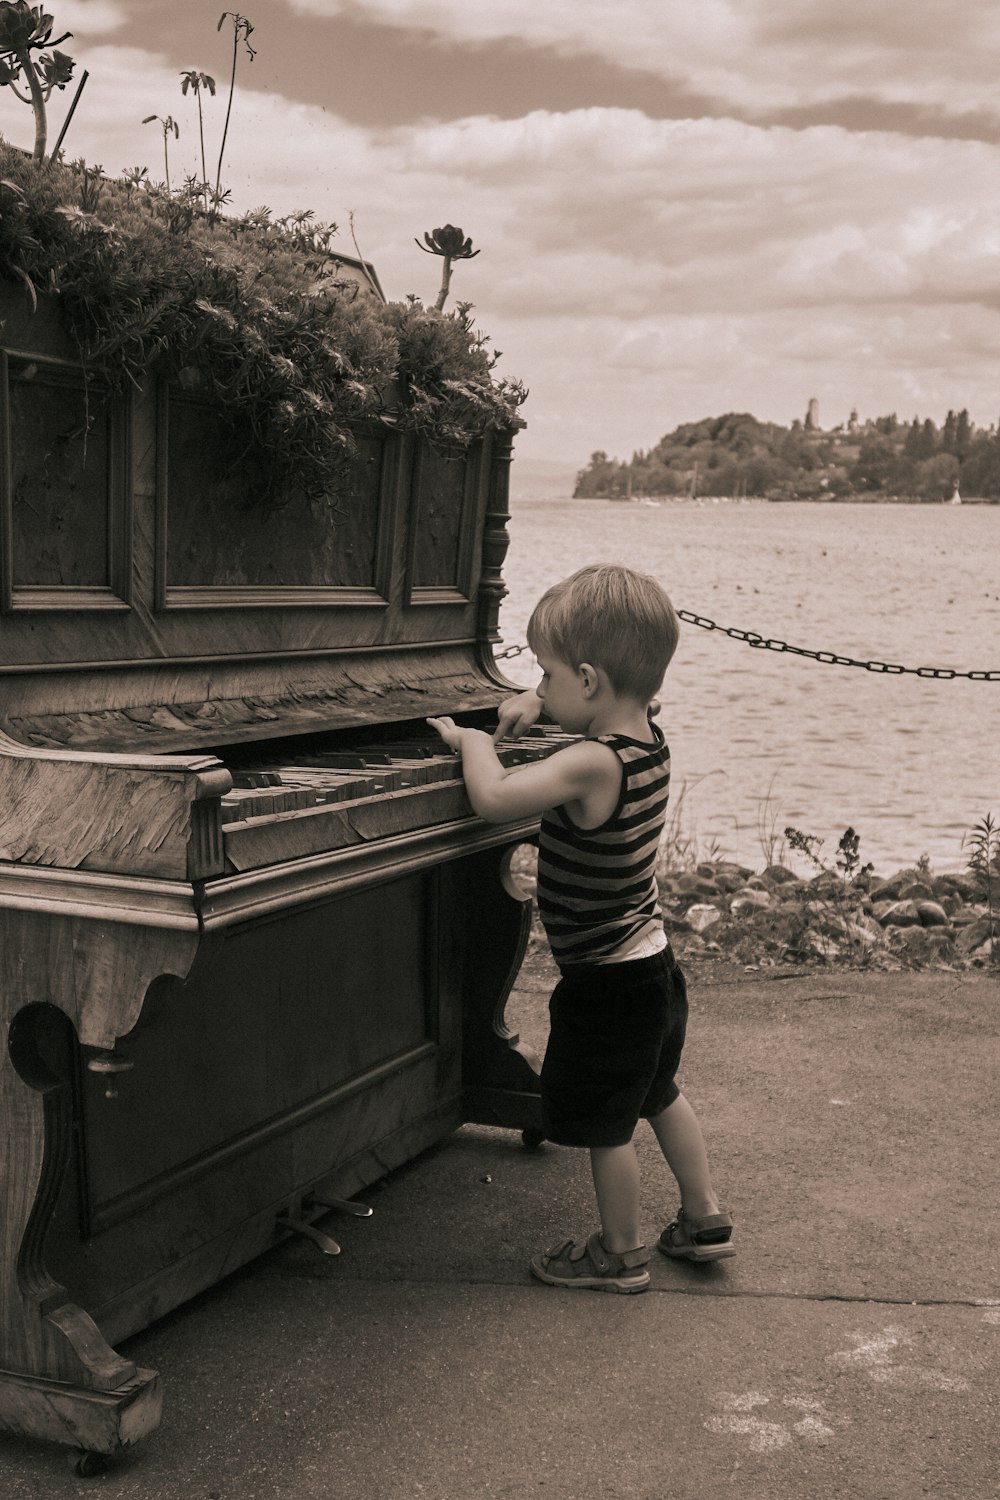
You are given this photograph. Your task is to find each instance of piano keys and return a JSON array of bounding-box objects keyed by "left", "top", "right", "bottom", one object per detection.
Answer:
[
  {"left": 0, "top": 279, "right": 556, "bottom": 1466},
  {"left": 215, "top": 727, "right": 575, "bottom": 868}
]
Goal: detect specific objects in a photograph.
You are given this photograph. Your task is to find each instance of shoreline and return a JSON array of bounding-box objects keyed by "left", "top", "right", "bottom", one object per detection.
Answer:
[
  {"left": 567, "top": 493, "right": 1000, "bottom": 506},
  {"left": 658, "top": 855, "right": 997, "bottom": 971}
]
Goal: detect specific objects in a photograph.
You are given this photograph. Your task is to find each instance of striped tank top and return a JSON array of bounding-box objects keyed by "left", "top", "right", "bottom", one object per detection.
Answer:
[{"left": 536, "top": 725, "right": 670, "bottom": 966}]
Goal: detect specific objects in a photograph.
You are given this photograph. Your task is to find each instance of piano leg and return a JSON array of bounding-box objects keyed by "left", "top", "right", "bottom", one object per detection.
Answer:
[
  {"left": 453, "top": 842, "right": 546, "bottom": 1139},
  {"left": 0, "top": 905, "right": 199, "bottom": 1463}
]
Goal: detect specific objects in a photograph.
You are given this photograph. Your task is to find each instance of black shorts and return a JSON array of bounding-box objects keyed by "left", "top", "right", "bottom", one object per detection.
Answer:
[{"left": 540, "top": 947, "right": 689, "bottom": 1148}]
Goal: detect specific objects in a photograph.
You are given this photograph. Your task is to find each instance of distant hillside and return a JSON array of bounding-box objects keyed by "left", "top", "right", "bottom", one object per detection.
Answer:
[{"left": 574, "top": 409, "right": 1000, "bottom": 501}]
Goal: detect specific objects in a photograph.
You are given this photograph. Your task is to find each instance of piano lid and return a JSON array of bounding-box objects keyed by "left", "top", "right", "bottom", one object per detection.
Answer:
[{"left": 1, "top": 646, "right": 509, "bottom": 754}]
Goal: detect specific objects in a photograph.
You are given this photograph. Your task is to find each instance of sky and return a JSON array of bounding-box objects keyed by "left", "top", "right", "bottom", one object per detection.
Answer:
[{"left": 2, "top": 0, "right": 999, "bottom": 473}]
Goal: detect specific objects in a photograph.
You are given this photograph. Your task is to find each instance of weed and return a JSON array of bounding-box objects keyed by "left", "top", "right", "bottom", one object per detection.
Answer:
[
  {"left": 785, "top": 825, "right": 875, "bottom": 963},
  {"left": 141, "top": 113, "right": 179, "bottom": 193},
  {"left": 754, "top": 772, "right": 786, "bottom": 868},
  {"left": 964, "top": 813, "right": 999, "bottom": 961},
  {"left": 179, "top": 69, "right": 215, "bottom": 212},
  {"left": 215, "top": 11, "right": 255, "bottom": 202},
  {"left": 657, "top": 773, "right": 724, "bottom": 875}
]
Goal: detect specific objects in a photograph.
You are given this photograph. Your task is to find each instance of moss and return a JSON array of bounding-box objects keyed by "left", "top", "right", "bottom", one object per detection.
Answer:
[{"left": 0, "top": 148, "right": 526, "bottom": 498}]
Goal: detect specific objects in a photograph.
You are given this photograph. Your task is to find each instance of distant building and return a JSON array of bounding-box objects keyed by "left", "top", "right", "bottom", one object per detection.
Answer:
[{"left": 805, "top": 397, "right": 820, "bottom": 431}]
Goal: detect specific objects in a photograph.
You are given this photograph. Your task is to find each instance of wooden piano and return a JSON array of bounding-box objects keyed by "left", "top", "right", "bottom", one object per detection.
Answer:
[{"left": 0, "top": 285, "right": 553, "bottom": 1467}]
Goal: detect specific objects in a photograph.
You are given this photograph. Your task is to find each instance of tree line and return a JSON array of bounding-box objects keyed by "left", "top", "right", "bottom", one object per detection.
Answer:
[{"left": 574, "top": 409, "right": 1000, "bottom": 501}]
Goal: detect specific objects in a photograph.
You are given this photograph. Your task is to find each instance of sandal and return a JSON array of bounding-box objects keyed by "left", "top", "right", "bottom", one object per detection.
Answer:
[
  {"left": 658, "top": 1208, "right": 735, "bottom": 1262},
  {"left": 530, "top": 1231, "right": 651, "bottom": 1293}
]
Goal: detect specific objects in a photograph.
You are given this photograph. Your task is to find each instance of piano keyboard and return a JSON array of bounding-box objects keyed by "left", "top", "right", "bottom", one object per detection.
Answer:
[{"left": 217, "top": 725, "right": 578, "bottom": 872}]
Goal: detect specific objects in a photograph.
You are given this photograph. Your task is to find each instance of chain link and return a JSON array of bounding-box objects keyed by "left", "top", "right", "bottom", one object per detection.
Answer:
[
  {"left": 494, "top": 617, "right": 1000, "bottom": 681},
  {"left": 675, "top": 611, "right": 1000, "bottom": 679}
]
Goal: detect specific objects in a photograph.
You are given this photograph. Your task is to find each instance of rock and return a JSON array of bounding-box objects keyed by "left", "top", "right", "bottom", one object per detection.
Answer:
[
  {"left": 915, "top": 900, "right": 951, "bottom": 928},
  {"left": 890, "top": 926, "right": 955, "bottom": 963},
  {"left": 802, "top": 931, "right": 841, "bottom": 960},
  {"left": 846, "top": 914, "right": 886, "bottom": 944},
  {"left": 875, "top": 865, "right": 944, "bottom": 895},
  {"left": 871, "top": 876, "right": 902, "bottom": 901},
  {"left": 670, "top": 872, "right": 721, "bottom": 900},
  {"left": 951, "top": 904, "right": 988, "bottom": 927},
  {"left": 763, "top": 863, "right": 799, "bottom": 885},
  {"left": 730, "top": 888, "right": 772, "bottom": 915},
  {"left": 889, "top": 925, "right": 931, "bottom": 957},
  {"left": 875, "top": 899, "right": 922, "bottom": 928},
  {"left": 685, "top": 903, "right": 722, "bottom": 934},
  {"left": 662, "top": 911, "right": 692, "bottom": 933},
  {"left": 899, "top": 881, "right": 935, "bottom": 902},
  {"left": 956, "top": 915, "right": 997, "bottom": 954},
  {"left": 933, "top": 873, "right": 979, "bottom": 902}
]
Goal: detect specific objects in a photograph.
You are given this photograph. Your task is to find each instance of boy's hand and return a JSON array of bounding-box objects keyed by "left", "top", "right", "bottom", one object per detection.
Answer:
[
  {"left": 493, "top": 689, "right": 543, "bottom": 743},
  {"left": 426, "top": 715, "right": 463, "bottom": 752},
  {"left": 426, "top": 716, "right": 492, "bottom": 754}
]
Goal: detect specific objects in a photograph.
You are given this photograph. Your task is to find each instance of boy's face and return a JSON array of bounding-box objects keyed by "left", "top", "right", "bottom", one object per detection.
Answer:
[{"left": 534, "top": 648, "right": 592, "bottom": 734}]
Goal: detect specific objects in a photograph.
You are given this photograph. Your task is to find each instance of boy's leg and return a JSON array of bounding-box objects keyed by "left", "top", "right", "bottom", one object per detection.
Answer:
[
  {"left": 589, "top": 1143, "right": 643, "bottom": 1253},
  {"left": 528, "top": 1143, "right": 650, "bottom": 1293},
  {"left": 649, "top": 1092, "right": 734, "bottom": 1260},
  {"left": 648, "top": 1091, "right": 719, "bottom": 1217}
]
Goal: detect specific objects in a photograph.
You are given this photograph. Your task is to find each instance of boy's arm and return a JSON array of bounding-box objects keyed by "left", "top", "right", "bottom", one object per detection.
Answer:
[{"left": 427, "top": 717, "right": 618, "bottom": 825}]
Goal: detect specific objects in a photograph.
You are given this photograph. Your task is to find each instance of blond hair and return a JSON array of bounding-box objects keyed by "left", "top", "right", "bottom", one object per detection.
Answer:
[{"left": 526, "top": 563, "right": 680, "bottom": 702}]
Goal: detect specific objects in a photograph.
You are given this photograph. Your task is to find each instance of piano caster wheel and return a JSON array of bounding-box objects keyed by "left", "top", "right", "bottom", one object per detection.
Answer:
[
  {"left": 521, "top": 1129, "right": 545, "bottom": 1151},
  {"left": 68, "top": 1450, "right": 110, "bottom": 1477},
  {"left": 85, "top": 1049, "right": 134, "bottom": 1100}
]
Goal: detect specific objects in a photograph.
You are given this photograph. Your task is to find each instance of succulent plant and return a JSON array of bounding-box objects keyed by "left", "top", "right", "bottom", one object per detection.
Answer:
[
  {"left": 415, "top": 224, "right": 481, "bottom": 310},
  {"left": 0, "top": 2, "right": 74, "bottom": 161}
]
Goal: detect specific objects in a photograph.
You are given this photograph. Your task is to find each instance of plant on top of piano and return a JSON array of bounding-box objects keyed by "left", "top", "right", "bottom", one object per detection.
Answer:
[
  {"left": 0, "top": 1, "right": 75, "bottom": 163},
  {"left": 0, "top": 142, "right": 527, "bottom": 500},
  {"left": 415, "top": 223, "right": 481, "bottom": 312},
  {"left": 388, "top": 296, "right": 527, "bottom": 451}
]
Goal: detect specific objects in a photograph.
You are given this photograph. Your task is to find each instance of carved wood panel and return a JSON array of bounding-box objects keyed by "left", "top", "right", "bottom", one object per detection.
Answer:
[
  {"left": 0, "top": 352, "right": 131, "bottom": 611},
  {"left": 157, "top": 390, "right": 393, "bottom": 607},
  {"left": 78, "top": 872, "right": 437, "bottom": 1225},
  {"left": 406, "top": 441, "right": 480, "bottom": 604}
]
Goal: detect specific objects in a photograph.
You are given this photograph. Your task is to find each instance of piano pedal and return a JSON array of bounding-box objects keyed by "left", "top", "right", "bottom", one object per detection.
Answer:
[
  {"left": 276, "top": 1215, "right": 342, "bottom": 1255},
  {"left": 305, "top": 1193, "right": 374, "bottom": 1218}
]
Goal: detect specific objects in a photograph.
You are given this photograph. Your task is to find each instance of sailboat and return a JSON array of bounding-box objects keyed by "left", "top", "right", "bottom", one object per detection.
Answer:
[{"left": 948, "top": 482, "right": 962, "bottom": 506}]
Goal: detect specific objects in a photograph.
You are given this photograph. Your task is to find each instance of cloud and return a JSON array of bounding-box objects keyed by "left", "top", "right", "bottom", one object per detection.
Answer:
[
  {"left": 289, "top": 0, "right": 1000, "bottom": 123},
  {"left": 51, "top": 1, "right": 128, "bottom": 36},
  {"left": 3, "top": 34, "right": 998, "bottom": 464}
]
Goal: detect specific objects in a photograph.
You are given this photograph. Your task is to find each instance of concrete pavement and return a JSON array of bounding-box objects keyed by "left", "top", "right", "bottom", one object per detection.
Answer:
[{"left": 3, "top": 956, "right": 999, "bottom": 1499}]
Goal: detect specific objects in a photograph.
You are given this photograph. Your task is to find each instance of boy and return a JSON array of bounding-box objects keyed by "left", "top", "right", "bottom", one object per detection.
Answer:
[{"left": 427, "top": 563, "right": 733, "bottom": 1294}]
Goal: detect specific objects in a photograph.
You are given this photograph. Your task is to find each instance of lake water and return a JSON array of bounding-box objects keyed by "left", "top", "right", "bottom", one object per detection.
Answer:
[{"left": 497, "top": 499, "right": 1000, "bottom": 874}]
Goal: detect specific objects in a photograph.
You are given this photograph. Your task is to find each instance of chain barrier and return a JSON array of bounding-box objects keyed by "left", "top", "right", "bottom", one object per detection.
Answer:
[{"left": 495, "top": 615, "right": 1000, "bottom": 681}]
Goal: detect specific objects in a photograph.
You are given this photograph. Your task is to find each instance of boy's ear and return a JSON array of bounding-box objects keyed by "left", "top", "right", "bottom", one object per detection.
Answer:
[{"left": 578, "top": 662, "right": 599, "bottom": 698}]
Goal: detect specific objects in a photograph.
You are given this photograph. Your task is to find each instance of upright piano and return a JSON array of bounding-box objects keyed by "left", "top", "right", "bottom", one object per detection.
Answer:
[{"left": 0, "top": 283, "right": 553, "bottom": 1466}]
